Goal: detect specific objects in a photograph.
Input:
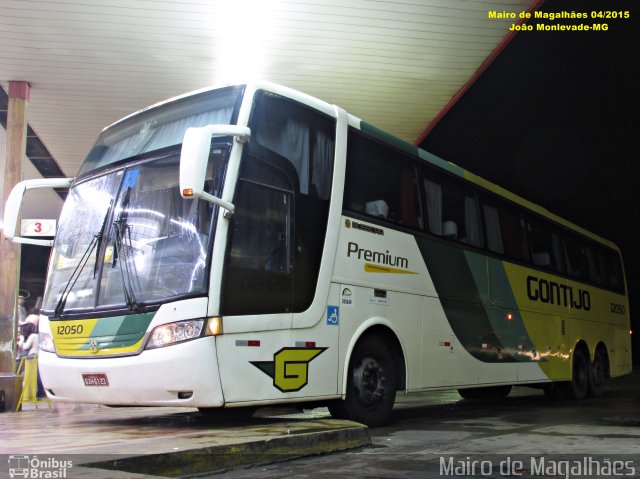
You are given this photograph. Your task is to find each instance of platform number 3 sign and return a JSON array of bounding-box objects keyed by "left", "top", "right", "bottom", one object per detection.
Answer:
[{"left": 21, "top": 219, "right": 56, "bottom": 237}]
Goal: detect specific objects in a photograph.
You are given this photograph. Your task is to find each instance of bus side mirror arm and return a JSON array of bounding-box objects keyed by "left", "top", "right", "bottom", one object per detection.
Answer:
[
  {"left": 3, "top": 177, "right": 74, "bottom": 246},
  {"left": 179, "top": 124, "right": 251, "bottom": 217}
]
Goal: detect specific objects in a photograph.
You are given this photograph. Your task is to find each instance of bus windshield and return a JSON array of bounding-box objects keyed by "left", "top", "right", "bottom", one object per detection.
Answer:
[
  {"left": 77, "top": 85, "right": 243, "bottom": 176},
  {"left": 43, "top": 147, "right": 228, "bottom": 315}
]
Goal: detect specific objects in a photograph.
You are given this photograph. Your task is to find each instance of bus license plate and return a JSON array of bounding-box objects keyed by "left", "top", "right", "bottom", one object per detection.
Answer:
[{"left": 82, "top": 373, "right": 109, "bottom": 387}]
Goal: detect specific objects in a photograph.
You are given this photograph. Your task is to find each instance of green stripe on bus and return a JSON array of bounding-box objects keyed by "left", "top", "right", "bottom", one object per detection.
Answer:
[
  {"left": 79, "top": 312, "right": 155, "bottom": 351},
  {"left": 418, "top": 149, "right": 465, "bottom": 177},
  {"left": 415, "top": 237, "right": 514, "bottom": 363},
  {"left": 359, "top": 121, "right": 419, "bottom": 157},
  {"left": 472, "top": 255, "right": 541, "bottom": 362}
]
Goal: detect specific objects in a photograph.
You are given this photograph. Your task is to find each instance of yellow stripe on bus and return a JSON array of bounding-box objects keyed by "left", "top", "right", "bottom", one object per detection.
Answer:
[{"left": 364, "top": 263, "right": 418, "bottom": 275}]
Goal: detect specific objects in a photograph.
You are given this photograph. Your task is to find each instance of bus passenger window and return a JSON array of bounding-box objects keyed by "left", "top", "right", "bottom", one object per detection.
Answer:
[
  {"left": 423, "top": 171, "right": 482, "bottom": 247},
  {"left": 588, "top": 244, "right": 623, "bottom": 288},
  {"left": 603, "top": 250, "right": 624, "bottom": 291},
  {"left": 424, "top": 178, "right": 443, "bottom": 235},
  {"left": 483, "top": 205, "right": 504, "bottom": 254},
  {"left": 253, "top": 94, "right": 334, "bottom": 199},
  {"left": 344, "top": 130, "right": 421, "bottom": 229},
  {"left": 585, "top": 245, "right": 605, "bottom": 285},
  {"left": 481, "top": 198, "right": 528, "bottom": 262},
  {"left": 564, "top": 234, "right": 588, "bottom": 280},
  {"left": 526, "top": 217, "right": 564, "bottom": 273}
]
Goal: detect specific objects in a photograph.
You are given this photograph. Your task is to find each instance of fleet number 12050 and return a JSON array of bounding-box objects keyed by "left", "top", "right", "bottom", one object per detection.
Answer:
[{"left": 57, "top": 324, "right": 84, "bottom": 335}]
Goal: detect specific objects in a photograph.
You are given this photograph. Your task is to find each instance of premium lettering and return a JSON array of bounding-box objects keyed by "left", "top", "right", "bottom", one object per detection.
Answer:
[{"left": 347, "top": 242, "right": 408, "bottom": 269}]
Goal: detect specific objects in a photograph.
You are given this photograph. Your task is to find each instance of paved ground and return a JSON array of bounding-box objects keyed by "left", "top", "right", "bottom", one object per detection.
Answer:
[
  {"left": 1, "top": 372, "right": 639, "bottom": 478},
  {"left": 0, "top": 404, "right": 368, "bottom": 478},
  {"left": 218, "top": 372, "right": 640, "bottom": 479}
]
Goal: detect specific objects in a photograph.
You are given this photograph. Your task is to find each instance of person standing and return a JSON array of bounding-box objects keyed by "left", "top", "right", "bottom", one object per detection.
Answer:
[{"left": 17, "top": 322, "right": 44, "bottom": 399}]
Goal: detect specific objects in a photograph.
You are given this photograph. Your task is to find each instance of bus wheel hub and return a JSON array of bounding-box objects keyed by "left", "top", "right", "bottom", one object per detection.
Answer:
[{"left": 353, "top": 357, "right": 386, "bottom": 405}]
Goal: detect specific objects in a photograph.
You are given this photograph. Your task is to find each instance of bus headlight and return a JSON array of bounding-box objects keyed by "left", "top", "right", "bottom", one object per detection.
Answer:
[
  {"left": 39, "top": 332, "right": 56, "bottom": 353},
  {"left": 146, "top": 320, "right": 205, "bottom": 350}
]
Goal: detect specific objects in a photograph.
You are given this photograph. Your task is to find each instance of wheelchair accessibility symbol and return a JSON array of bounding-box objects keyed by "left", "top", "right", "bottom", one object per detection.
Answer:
[{"left": 327, "top": 306, "right": 339, "bottom": 326}]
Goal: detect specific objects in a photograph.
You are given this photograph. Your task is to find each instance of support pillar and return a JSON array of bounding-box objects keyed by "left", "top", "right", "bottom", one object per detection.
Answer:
[{"left": 0, "top": 81, "right": 29, "bottom": 378}]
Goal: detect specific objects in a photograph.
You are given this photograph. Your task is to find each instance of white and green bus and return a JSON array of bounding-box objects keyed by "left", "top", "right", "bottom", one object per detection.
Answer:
[{"left": 4, "top": 82, "right": 631, "bottom": 426}]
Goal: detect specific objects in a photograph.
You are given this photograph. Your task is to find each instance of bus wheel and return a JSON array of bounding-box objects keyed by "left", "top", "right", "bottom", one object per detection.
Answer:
[
  {"left": 557, "top": 348, "right": 589, "bottom": 400},
  {"left": 331, "top": 334, "right": 397, "bottom": 427},
  {"left": 588, "top": 349, "right": 607, "bottom": 398},
  {"left": 458, "top": 385, "right": 512, "bottom": 400}
]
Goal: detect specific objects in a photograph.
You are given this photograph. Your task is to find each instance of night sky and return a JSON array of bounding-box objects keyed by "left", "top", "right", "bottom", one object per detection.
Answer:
[{"left": 420, "top": 0, "right": 640, "bottom": 362}]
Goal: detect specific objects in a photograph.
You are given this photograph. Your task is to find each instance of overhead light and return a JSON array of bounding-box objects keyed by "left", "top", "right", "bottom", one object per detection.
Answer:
[{"left": 212, "top": 0, "right": 282, "bottom": 83}]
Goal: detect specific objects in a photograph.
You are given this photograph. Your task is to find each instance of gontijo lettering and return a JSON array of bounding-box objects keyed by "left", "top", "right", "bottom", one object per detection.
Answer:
[
  {"left": 347, "top": 241, "right": 408, "bottom": 269},
  {"left": 527, "top": 275, "right": 591, "bottom": 311}
]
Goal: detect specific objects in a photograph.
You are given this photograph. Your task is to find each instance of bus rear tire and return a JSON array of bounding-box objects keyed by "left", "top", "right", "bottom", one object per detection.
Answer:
[
  {"left": 329, "top": 334, "right": 397, "bottom": 427},
  {"left": 458, "top": 385, "right": 512, "bottom": 400},
  {"left": 588, "top": 348, "right": 607, "bottom": 398},
  {"left": 555, "top": 348, "right": 589, "bottom": 400}
]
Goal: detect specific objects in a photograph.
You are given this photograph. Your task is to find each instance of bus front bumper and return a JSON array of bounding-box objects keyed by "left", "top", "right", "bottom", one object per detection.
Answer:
[{"left": 38, "top": 336, "right": 224, "bottom": 407}]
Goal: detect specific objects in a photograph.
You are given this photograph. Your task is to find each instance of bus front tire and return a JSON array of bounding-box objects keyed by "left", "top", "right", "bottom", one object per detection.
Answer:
[{"left": 328, "top": 334, "right": 397, "bottom": 427}]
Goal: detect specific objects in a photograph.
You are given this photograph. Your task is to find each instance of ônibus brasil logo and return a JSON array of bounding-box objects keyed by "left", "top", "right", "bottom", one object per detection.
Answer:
[{"left": 8, "top": 455, "right": 72, "bottom": 478}]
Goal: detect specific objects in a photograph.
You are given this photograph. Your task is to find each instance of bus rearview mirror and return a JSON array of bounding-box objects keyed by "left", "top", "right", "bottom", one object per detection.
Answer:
[
  {"left": 3, "top": 177, "right": 74, "bottom": 246},
  {"left": 179, "top": 124, "right": 251, "bottom": 215}
]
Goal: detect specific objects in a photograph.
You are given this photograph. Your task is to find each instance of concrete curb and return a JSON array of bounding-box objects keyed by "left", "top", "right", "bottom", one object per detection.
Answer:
[
  {"left": 2, "top": 404, "right": 370, "bottom": 478},
  {"left": 83, "top": 422, "right": 370, "bottom": 477}
]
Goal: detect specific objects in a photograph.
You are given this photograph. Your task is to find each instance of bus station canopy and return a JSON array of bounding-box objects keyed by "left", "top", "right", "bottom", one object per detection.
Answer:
[{"left": 0, "top": 0, "right": 536, "bottom": 221}]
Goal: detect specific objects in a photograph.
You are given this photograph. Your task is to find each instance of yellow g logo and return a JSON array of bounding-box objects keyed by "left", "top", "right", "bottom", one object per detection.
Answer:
[{"left": 252, "top": 347, "right": 327, "bottom": 392}]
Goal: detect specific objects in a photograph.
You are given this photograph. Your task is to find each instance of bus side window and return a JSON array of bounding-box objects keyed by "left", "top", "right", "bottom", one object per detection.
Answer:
[
  {"left": 344, "top": 130, "right": 421, "bottom": 229},
  {"left": 588, "top": 244, "right": 623, "bottom": 289},
  {"left": 483, "top": 204, "right": 504, "bottom": 254},
  {"left": 224, "top": 178, "right": 294, "bottom": 314},
  {"left": 481, "top": 197, "right": 528, "bottom": 262},
  {"left": 563, "top": 233, "right": 588, "bottom": 280},
  {"left": 252, "top": 91, "right": 335, "bottom": 200},
  {"left": 585, "top": 244, "right": 605, "bottom": 285},
  {"left": 424, "top": 177, "right": 443, "bottom": 235},
  {"left": 422, "top": 171, "right": 482, "bottom": 247},
  {"left": 526, "top": 217, "right": 565, "bottom": 273},
  {"left": 222, "top": 91, "right": 336, "bottom": 315},
  {"left": 605, "top": 251, "right": 624, "bottom": 291}
]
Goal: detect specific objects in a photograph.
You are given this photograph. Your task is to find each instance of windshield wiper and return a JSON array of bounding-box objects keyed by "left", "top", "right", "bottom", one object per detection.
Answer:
[
  {"left": 54, "top": 206, "right": 111, "bottom": 318},
  {"left": 94, "top": 200, "right": 112, "bottom": 278},
  {"left": 112, "top": 217, "right": 142, "bottom": 312}
]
